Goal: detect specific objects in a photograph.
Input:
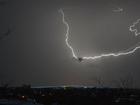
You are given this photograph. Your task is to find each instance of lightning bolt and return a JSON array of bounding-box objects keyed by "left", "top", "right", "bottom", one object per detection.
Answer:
[
  {"left": 59, "top": 9, "right": 140, "bottom": 61},
  {"left": 59, "top": 9, "right": 78, "bottom": 59},
  {"left": 129, "top": 19, "right": 140, "bottom": 36}
]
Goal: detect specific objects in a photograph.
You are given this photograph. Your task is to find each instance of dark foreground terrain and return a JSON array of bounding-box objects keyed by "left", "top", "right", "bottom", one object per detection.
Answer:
[{"left": 0, "top": 86, "right": 140, "bottom": 105}]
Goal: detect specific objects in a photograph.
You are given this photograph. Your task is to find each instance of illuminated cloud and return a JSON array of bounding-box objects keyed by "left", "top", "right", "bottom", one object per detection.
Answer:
[{"left": 113, "top": 7, "right": 123, "bottom": 12}]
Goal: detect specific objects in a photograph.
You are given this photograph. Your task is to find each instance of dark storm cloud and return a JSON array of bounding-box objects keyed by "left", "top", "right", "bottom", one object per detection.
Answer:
[
  {"left": 0, "top": 0, "right": 140, "bottom": 87},
  {"left": 0, "top": 29, "right": 11, "bottom": 40},
  {"left": 0, "top": 0, "right": 8, "bottom": 6}
]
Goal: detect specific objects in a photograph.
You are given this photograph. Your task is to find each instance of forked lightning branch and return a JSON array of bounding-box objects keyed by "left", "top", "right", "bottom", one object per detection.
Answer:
[{"left": 59, "top": 9, "right": 140, "bottom": 62}]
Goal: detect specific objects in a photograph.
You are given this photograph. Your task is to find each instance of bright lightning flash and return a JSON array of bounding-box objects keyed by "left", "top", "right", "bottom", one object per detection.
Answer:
[
  {"left": 59, "top": 9, "right": 140, "bottom": 61},
  {"left": 59, "top": 9, "right": 78, "bottom": 59},
  {"left": 129, "top": 19, "right": 140, "bottom": 36}
]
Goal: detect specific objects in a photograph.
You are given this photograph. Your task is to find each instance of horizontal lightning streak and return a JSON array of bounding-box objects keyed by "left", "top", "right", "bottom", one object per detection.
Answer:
[{"left": 59, "top": 9, "right": 140, "bottom": 61}]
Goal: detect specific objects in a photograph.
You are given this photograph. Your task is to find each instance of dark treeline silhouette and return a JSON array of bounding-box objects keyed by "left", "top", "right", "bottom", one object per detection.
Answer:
[{"left": 0, "top": 85, "right": 140, "bottom": 105}]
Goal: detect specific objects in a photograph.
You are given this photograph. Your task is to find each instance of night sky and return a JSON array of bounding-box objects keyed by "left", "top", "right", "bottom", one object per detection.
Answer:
[{"left": 0, "top": 0, "right": 140, "bottom": 88}]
